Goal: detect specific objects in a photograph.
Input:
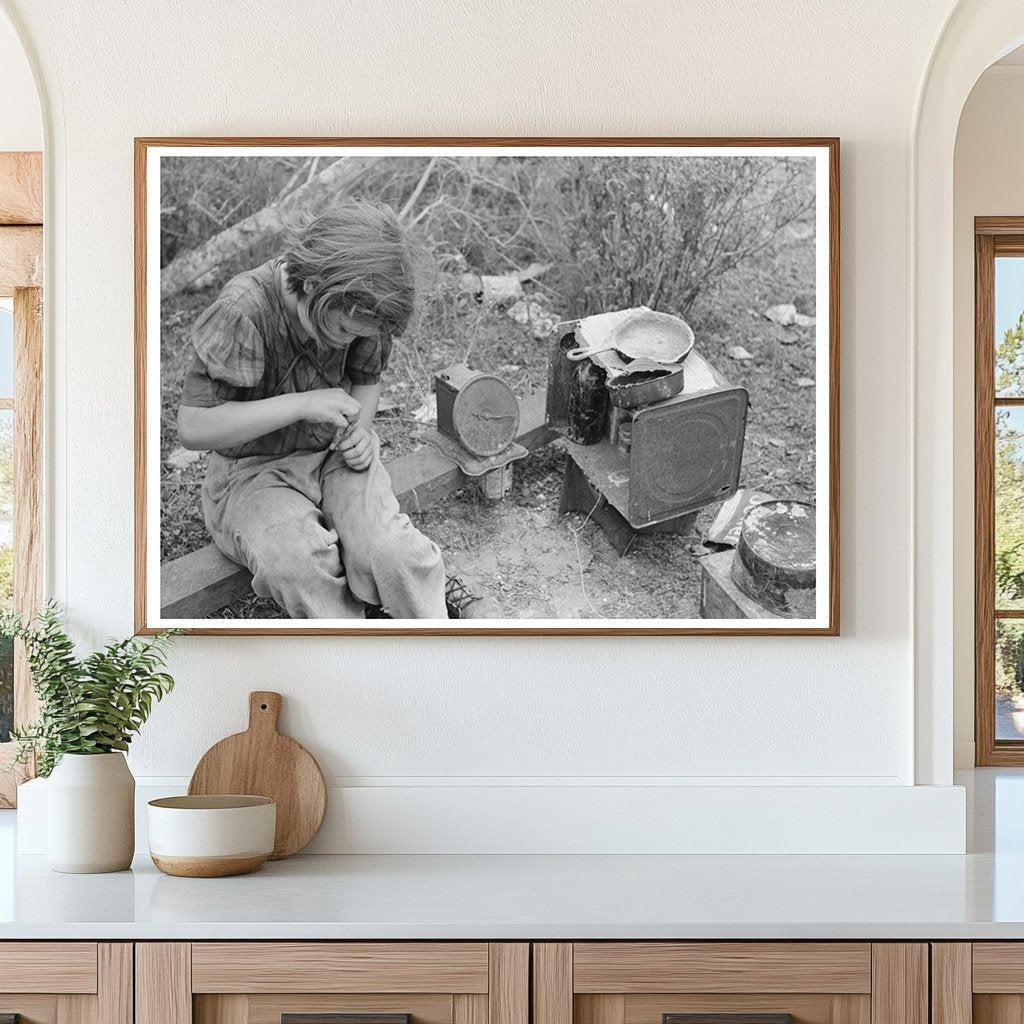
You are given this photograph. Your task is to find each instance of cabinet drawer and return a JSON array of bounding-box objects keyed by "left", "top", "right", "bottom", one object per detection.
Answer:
[
  {"left": 0, "top": 942, "right": 99, "bottom": 994},
  {"left": 572, "top": 944, "right": 872, "bottom": 994},
  {"left": 534, "top": 944, "right": 926, "bottom": 1024},
  {"left": 973, "top": 943, "right": 1024, "bottom": 992},
  {"left": 191, "top": 943, "right": 491, "bottom": 994},
  {"left": 0, "top": 943, "right": 130, "bottom": 1024},
  {"left": 139, "top": 943, "right": 528, "bottom": 1024}
]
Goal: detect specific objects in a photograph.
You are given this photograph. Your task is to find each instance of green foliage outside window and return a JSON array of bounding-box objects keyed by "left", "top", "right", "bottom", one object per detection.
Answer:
[{"left": 996, "top": 312, "right": 1024, "bottom": 693}]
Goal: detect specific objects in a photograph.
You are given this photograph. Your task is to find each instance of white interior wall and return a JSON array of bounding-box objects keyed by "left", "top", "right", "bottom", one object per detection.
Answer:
[
  {"left": 0, "top": 0, "right": 979, "bottom": 852},
  {"left": 0, "top": 12, "right": 39, "bottom": 152},
  {"left": 952, "top": 65, "right": 1024, "bottom": 767}
]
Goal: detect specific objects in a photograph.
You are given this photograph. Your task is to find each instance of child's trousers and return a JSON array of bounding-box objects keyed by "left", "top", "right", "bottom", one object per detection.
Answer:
[{"left": 201, "top": 441, "right": 448, "bottom": 619}]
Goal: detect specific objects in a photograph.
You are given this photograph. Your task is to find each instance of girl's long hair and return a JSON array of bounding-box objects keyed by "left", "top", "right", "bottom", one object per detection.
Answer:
[{"left": 283, "top": 202, "right": 417, "bottom": 349}]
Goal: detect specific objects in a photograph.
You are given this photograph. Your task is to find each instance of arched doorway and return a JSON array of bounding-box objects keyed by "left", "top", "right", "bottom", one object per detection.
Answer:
[{"left": 913, "top": 1, "right": 1024, "bottom": 785}]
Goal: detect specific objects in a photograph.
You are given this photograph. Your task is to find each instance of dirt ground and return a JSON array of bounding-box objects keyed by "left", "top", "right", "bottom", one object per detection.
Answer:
[
  {"left": 160, "top": 220, "right": 816, "bottom": 621},
  {"left": 414, "top": 441, "right": 717, "bottom": 620}
]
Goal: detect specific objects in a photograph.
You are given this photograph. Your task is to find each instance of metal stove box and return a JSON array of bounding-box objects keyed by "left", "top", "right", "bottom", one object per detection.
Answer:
[
  {"left": 626, "top": 382, "right": 748, "bottom": 525},
  {"left": 547, "top": 323, "right": 749, "bottom": 528}
]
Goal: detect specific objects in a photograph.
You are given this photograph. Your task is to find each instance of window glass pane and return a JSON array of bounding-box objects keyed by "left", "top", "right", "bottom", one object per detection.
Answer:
[
  {"left": 0, "top": 409, "right": 11, "bottom": 742},
  {"left": 997, "top": 620, "right": 1024, "bottom": 740},
  {"left": 0, "top": 304, "right": 12, "bottom": 400},
  {"left": 997, "top": 407, "right": 1024, "bottom": 610},
  {"left": 996, "top": 256, "right": 1024, "bottom": 397}
]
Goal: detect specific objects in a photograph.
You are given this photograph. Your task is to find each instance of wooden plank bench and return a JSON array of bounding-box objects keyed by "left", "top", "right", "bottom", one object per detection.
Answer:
[{"left": 160, "top": 390, "right": 554, "bottom": 618}]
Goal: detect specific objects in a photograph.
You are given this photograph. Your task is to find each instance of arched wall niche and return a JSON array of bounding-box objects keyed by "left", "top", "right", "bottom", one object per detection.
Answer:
[{"left": 914, "top": 1, "right": 1024, "bottom": 785}]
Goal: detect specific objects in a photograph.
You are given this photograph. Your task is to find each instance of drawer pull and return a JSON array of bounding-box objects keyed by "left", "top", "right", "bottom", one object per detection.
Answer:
[
  {"left": 283, "top": 1016, "right": 411, "bottom": 1024},
  {"left": 664, "top": 1016, "right": 795, "bottom": 1024}
]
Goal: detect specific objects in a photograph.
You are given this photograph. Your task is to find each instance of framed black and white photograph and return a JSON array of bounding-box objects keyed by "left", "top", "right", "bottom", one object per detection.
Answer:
[{"left": 135, "top": 138, "right": 838, "bottom": 635}]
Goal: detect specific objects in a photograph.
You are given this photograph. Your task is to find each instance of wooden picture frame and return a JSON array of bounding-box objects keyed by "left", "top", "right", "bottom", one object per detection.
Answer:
[
  {"left": 0, "top": 151, "right": 44, "bottom": 806},
  {"left": 135, "top": 137, "right": 839, "bottom": 636},
  {"left": 975, "top": 216, "right": 1024, "bottom": 765}
]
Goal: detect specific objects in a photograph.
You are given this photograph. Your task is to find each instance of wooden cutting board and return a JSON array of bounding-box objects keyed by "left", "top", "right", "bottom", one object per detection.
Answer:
[{"left": 188, "top": 691, "right": 326, "bottom": 859}]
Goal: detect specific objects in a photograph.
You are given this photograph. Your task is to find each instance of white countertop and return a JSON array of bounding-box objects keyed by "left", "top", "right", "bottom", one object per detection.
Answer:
[
  {"left": 0, "top": 849, "right": 1021, "bottom": 940},
  {"left": 1, "top": 769, "right": 1022, "bottom": 941}
]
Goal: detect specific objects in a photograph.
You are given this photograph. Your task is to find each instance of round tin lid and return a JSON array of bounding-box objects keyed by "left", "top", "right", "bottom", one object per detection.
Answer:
[{"left": 451, "top": 374, "right": 521, "bottom": 457}]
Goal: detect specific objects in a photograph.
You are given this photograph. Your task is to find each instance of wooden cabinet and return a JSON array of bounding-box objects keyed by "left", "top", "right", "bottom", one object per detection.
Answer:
[
  {"left": 532, "top": 944, "right": 928, "bottom": 1024},
  {"left": 136, "top": 944, "right": 528, "bottom": 1024},
  {"left": 926, "top": 943, "right": 1024, "bottom": 1024},
  {"left": 0, "top": 943, "right": 132, "bottom": 1024},
  {"left": 0, "top": 938, "right": 964, "bottom": 1024},
  {"left": 932, "top": 943, "right": 1024, "bottom": 1024}
]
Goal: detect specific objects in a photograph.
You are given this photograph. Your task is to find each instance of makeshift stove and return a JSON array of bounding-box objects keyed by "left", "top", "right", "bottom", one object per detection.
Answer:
[
  {"left": 424, "top": 363, "right": 528, "bottom": 500},
  {"left": 546, "top": 307, "right": 749, "bottom": 556}
]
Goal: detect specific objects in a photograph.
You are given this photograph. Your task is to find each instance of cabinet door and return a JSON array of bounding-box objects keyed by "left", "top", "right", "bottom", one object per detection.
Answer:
[
  {"left": 137, "top": 943, "right": 528, "bottom": 1024},
  {"left": 0, "top": 943, "right": 131, "bottom": 1024},
  {"left": 533, "top": 944, "right": 927, "bottom": 1024},
  {"left": 939, "top": 943, "right": 1024, "bottom": 1024}
]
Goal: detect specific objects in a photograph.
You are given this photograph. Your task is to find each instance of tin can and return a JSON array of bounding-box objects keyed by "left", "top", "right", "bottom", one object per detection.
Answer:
[{"left": 479, "top": 463, "right": 513, "bottom": 501}]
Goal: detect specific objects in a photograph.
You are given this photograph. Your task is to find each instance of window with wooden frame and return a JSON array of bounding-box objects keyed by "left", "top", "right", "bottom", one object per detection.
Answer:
[
  {"left": 976, "top": 217, "right": 1024, "bottom": 765},
  {"left": 0, "top": 151, "right": 43, "bottom": 806}
]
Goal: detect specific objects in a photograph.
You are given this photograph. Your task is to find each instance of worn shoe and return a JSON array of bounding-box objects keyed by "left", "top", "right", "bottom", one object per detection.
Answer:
[
  {"left": 364, "top": 576, "right": 500, "bottom": 620},
  {"left": 445, "top": 573, "right": 502, "bottom": 619}
]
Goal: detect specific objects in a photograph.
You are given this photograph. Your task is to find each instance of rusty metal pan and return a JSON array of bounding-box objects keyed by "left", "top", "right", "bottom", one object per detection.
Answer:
[{"left": 606, "top": 365, "right": 686, "bottom": 409}]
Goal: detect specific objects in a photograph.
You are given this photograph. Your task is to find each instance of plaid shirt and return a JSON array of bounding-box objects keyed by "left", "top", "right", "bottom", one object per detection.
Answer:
[{"left": 180, "top": 258, "right": 391, "bottom": 457}]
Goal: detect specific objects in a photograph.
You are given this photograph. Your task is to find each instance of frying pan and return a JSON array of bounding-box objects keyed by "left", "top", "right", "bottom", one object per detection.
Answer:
[{"left": 566, "top": 309, "right": 695, "bottom": 364}]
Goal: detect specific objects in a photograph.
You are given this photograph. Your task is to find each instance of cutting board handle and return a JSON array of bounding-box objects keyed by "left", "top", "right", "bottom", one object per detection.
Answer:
[{"left": 248, "top": 691, "right": 282, "bottom": 734}]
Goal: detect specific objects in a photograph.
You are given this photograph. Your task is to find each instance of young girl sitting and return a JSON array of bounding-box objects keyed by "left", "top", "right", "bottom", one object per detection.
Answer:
[{"left": 177, "top": 202, "right": 495, "bottom": 620}]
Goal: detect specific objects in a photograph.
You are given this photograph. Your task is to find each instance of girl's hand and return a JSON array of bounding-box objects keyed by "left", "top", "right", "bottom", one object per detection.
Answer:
[
  {"left": 332, "top": 425, "right": 375, "bottom": 471},
  {"left": 303, "top": 388, "right": 362, "bottom": 428}
]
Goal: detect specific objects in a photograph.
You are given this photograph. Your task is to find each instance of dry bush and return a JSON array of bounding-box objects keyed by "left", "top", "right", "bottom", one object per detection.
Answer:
[
  {"left": 553, "top": 155, "right": 815, "bottom": 317},
  {"left": 161, "top": 154, "right": 813, "bottom": 322}
]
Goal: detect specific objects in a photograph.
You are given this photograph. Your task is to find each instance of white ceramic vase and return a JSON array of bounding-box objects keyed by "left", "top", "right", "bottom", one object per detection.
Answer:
[{"left": 46, "top": 752, "right": 135, "bottom": 873}]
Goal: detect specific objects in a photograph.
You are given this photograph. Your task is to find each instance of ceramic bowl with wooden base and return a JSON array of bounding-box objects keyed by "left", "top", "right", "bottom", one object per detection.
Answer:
[{"left": 147, "top": 795, "right": 276, "bottom": 877}]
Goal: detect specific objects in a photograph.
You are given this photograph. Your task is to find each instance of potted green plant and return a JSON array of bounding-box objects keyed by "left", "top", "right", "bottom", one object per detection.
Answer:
[{"left": 2, "top": 603, "right": 178, "bottom": 873}]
